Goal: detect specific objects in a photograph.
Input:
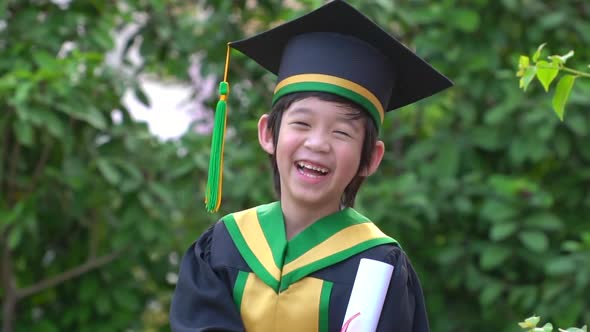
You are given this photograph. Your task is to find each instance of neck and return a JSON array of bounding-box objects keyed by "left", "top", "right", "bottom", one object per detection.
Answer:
[{"left": 281, "top": 198, "right": 341, "bottom": 240}]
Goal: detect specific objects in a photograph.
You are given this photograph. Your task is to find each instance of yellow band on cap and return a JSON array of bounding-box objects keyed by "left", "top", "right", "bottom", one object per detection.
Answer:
[{"left": 274, "top": 74, "right": 384, "bottom": 123}]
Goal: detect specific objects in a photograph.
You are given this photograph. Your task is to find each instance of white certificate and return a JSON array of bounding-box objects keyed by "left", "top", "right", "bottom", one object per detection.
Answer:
[{"left": 341, "top": 258, "right": 394, "bottom": 332}]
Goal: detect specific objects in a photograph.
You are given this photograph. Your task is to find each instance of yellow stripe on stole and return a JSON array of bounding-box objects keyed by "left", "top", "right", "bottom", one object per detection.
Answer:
[
  {"left": 274, "top": 73, "right": 385, "bottom": 123},
  {"left": 283, "top": 223, "right": 387, "bottom": 275},
  {"left": 241, "top": 273, "right": 323, "bottom": 332},
  {"left": 233, "top": 208, "right": 281, "bottom": 281}
]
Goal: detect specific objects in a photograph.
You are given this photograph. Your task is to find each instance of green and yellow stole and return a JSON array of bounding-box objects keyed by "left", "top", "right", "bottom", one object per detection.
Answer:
[{"left": 223, "top": 202, "right": 398, "bottom": 332}]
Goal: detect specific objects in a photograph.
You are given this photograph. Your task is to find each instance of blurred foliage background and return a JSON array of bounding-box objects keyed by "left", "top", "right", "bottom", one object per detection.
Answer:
[{"left": 1, "top": 0, "right": 589, "bottom": 331}]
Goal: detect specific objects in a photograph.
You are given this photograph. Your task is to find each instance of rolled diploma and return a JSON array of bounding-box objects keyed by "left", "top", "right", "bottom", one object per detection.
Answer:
[{"left": 341, "top": 258, "right": 394, "bottom": 332}]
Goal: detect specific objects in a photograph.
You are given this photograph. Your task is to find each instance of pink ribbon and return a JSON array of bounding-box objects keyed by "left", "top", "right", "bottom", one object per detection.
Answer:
[{"left": 341, "top": 312, "right": 361, "bottom": 332}]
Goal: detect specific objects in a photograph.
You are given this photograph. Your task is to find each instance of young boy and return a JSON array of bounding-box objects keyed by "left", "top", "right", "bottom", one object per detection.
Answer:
[{"left": 170, "top": 1, "right": 452, "bottom": 331}]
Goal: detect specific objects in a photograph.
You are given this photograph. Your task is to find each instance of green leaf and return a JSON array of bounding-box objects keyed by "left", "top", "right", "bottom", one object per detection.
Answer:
[
  {"left": 79, "top": 277, "right": 99, "bottom": 302},
  {"left": 436, "top": 247, "right": 464, "bottom": 265},
  {"left": 470, "top": 126, "right": 503, "bottom": 150},
  {"left": 433, "top": 141, "right": 459, "bottom": 178},
  {"left": 112, "top": 290, "right": 140, "bottom": 311},
  {"left": 139, "top": 220, "right": 158, "bottom": 241},
  {"left": 542, "top": 281, "right": 568, "bottom": 302},
  {"left": 517, "top": 55, "right": 530, "bottom": 77},
  {"left": 134, "top": 85, "right": 151, "bottom": 107},
  {"left": 148, "top": 182, "right": 175, "bottom": 207},
  {"left": 13, "top": 119, "right": 34, "bottom": 146},
  {"left": 77, "top": 305, "right": 91, "bottom": 323},
  {"left": 545, "top": 257, "right": 576, "bottom": 275},
  {"left": 38, "top": 110, "right": 65, "bottom": 138},
  {"left": 519, "top": 230, "right": 549, "bottom": 252},
  {"left": 523, "top": 213, "right": 563, "bottom": 231},
  {"left": 0, "top": 201, "right": 25, "bottom": 229},
  {"left": 28, "top": 108, "right": 66, "bottom": 139},
  {"left": 0, "top": 73, "right": 17, "bottom": 92},
  {"left": 520, "top": 66, "right": 537, "bottom": 91},
  {"left": 490, "top": 222, "right": 518, "bottom": 241},
  {"left": 56, "top": 104, "right": 107, "bottom": 130},
  {"left": 552, "top": 74, "right": 576, "bottom": 121},
  {"left": 535, "top": 60, "right": 559, "bottom": 92},
  {"left": 149, "top": 0, "right": 167, "bottom": 13},
  {"left": 480, "top": 199, "right": 518, "bottom": 222},
  {"left": 83, "top": 106, "right": 108, "bottom": 130},
  {"left": 166, "top": 159, "right": 197, "bottom": 180},
  {"left": 539, "top": 11, "right": 567, "bottom": 29},
  {"left": 488, "top": 174, "right": 538, "bottom": 198},
  {"left": 95, "top": 295, "right": 111, "bottom": 315},
  {"left": 8, "top": 227, "right": 23, "bottom": 249},
  {"left": 35, "top": 320, "right": 60, "bottom": 332},
  {"left": 0, "top": 1, "right": 6, "bottom": 19},
  {"left": 33, "top": 51, "right": 58, "bottom": 70},
  {"left": 480, "top": 282, "right": 503, "bottom": 305},
  {"left": 551, "top": 56, "right": 563, "bottom": 68},
  {"left": 13, "top": 81, "right": 33, "bottom": 106},
  {"left": 561, "top": 240, "right": 581, "bottom": 252},
  {"left": 96, "top": 158, "right": 121, "bottom": 185},
  {"left": 480, "top": 246, "right": 512, "bottom": 269},
  {"left": 139, "top": 192, "right": 155, "bottom": 211},
  {"left": 90, "top": 20, "right": 115, "bottom": 50},
  {"left": 113, "top": 159, "right": 143, "bottom": 181},
  {"left": 449, "top": 8, "right": 480, "bottom": 32}
]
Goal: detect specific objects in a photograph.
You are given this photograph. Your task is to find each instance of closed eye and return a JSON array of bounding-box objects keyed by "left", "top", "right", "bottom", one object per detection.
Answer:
[
  {"left": 290, "top": 121, "right": 310, "bottom": 127},
  {"left": 334, "top": 130, "right": 352, "bottom": 138}
]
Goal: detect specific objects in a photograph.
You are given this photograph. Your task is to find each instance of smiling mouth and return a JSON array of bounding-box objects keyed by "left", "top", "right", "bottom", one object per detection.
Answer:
[{"left": 295, "top": 161, "right": 330, "bottom": 178}]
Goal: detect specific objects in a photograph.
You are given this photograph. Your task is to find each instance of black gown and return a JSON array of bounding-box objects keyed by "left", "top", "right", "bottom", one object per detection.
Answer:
[{"left": 170, "top": 202, "right": 429, "bottom": 332}]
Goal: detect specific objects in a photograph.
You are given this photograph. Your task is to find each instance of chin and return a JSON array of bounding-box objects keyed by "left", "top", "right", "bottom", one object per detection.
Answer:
[{"left": 290, "top": 190, "right": 340, "bottom": 209}]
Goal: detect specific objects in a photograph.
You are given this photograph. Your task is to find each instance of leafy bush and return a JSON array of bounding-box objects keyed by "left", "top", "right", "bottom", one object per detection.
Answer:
[{"left": 2, "top": 1, "right": 589, "bottom": 332}]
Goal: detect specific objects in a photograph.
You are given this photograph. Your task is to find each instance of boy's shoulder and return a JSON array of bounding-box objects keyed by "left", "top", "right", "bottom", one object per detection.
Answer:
[
  {"left": 203, "top": 201, "right": 279, "bottom": 248},
  {"left": 218, "top": 201, "right": 279, "bottom": 221}
]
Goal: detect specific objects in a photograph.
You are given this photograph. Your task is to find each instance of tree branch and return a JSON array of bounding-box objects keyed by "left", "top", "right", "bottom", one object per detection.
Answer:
[
  {"left": 0, "top": 111, "right": 13, "bottom": 196},
  {"left": 560, "top": 66, "right": 590, "bottom": 78},
  {"left": 7, "top": 136, "right": 20, "bottom": 202},
  {"left": 88, "top": 211, "right": 99, "bottom": 259},
  {"left": 1, "top": 230, "right": 18, "bottom": 332},
  {"left": 15, "top": 247, "right": 127, "bottom": 300},
  {"left": 29, "top": 137, "right": 53, "bottom": 191}
]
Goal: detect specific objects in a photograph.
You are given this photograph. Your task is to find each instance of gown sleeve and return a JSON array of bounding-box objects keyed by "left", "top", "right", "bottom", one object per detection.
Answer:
[
  {"left": 377, "top": 247, "right": 430, "bottom": 332},
  {"left": 169, "top": 225, "right": 245, "bottom": 332}
]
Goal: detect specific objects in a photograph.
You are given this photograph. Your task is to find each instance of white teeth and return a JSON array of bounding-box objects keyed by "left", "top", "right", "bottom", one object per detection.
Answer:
[{"left": 297, "top": 161, "right": 329, "bottom": 174}]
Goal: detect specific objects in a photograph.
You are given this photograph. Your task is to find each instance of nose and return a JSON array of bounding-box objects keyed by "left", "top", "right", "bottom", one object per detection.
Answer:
[{"left": 303, "top": 129, "right": 330, "bottom": 153}]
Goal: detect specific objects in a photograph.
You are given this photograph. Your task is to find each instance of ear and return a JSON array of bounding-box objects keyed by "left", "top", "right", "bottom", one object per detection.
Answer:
[
  {"left": 258, "top": 114, "right": 275, "bottom": 154},
  {"left": 359, "top": 140, "right": 385, "bottom": 176}
]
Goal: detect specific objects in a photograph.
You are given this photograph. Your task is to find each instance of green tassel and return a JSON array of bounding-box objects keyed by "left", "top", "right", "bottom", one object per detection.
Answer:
[{"left": 205, "top": 81, "right": 229, "bottom": 212}]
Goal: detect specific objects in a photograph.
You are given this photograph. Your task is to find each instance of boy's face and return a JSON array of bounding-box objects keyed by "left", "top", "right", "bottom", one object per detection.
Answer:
[{"left": 260, "top": 97, "right": 368, "bottom": 211}]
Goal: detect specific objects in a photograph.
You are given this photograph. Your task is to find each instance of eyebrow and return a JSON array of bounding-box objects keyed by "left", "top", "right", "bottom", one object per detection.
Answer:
[
  {"left": 285, "top": 107, "right": 314, "bottom": 116},
  {"left": 334, "top": 110, "right": 364, "bottom": 132},
  {"left": 286, "top": 106, "right": 364, "bottom": 130}
]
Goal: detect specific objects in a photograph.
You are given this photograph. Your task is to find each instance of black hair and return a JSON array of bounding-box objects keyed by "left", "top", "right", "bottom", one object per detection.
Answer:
[{"left": 266, "top": 91, "right": 378, "bottom": 208}]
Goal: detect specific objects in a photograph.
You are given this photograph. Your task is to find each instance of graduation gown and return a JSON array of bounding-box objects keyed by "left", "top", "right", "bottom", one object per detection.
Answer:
[{"left": 170, "top": 202, "right": 429, "bottom": 332}]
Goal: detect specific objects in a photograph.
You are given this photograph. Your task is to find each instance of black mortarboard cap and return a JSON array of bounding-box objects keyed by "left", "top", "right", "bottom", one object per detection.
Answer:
[{"left": 205, "top": 0, "right": 453, "bottom": 212}]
